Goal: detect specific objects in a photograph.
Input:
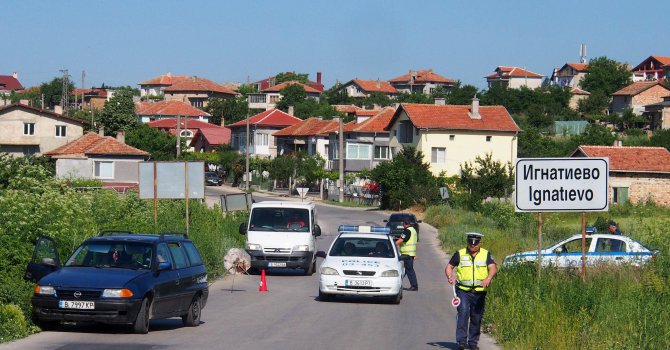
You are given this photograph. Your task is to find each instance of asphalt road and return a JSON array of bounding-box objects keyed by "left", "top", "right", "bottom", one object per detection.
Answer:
[{"left": 1, "top": 185, "right": 499, "bottom": 350}]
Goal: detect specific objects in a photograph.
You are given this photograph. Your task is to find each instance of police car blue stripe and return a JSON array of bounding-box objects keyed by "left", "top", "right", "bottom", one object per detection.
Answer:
[{"left": 513, "top": 251, "right": 654, "bottom": 258}]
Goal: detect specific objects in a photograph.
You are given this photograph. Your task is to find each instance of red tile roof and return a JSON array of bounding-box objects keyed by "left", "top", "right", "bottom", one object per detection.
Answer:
[
  {"left": 333, "top": 105, "right": 362, "bottom": 113},
  {"left": 273, "top": 118, "right": 339, "bottom": 137},
  {"left": 345, "top": 108, "right": 395, "bottom": 132},
  {"left": 0, "top": 103, "right": 87, "bottom": 125},
  {"left": 387, "top": 103, "right": 521, "bottom": 132},
  {"left": 260, "top": 81, "right": 322, "bottom": 94},
  {"left": 485, "top": 66, "right": 544, "bottom": 79},
  {"left": 136, "top": 100, "right": 211, "bottom": 117},
  {"left": 570, "top": 87, "right": 590, "bottom": 95},
  {"left": 563, "top": 63, "right": 589, "bottom": 72},
  {"left": 163, "top": 77, "right": 237, "bottom": 95},
  {"left": 612, "top": 81, "right": 670, "bottom": 96},
  {"left": 227, "top": 109, "right": 302, "bottom": 128},
  {"left": 139, "top": 74, "right": 191, "bottom": 86},
  {"left": 190, "top": 127, "right": 231, "bottom": 146},
  {"left": 73, "top": 88, "right": 108, "bottom": 98},
  {"left": 0, "top": 75, "right": 24, "bottom": 91},
  {"left": 45, "top": 132, "right": 149, "bottom": 158},
  {"left": 355, "top": 109, "right": 380, "bottom": 117},
  {"left": 147, "top": 118, "right": 219, "bottom": 130},
  {"left": 632, "top": 56, "right": 670, "bottom": 71},
  {"left": 351, "top": 79, "right": 399, "bottom": 94},
  {"left": 388, "top": 69, "right": 456, "bottom": 84},
  {"left": 575, "top": 146, "right": 670, "bottom": 173}
]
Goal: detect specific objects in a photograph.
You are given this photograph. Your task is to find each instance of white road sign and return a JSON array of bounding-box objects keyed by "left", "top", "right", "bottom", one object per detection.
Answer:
[{"left": 515, "top": 158, "right": 609, "bottom": 212}]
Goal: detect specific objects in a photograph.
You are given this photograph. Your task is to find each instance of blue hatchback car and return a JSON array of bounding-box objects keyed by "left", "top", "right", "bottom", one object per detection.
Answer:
[{"left": 25, "top": 231, "right": 209, "bottom": 334}]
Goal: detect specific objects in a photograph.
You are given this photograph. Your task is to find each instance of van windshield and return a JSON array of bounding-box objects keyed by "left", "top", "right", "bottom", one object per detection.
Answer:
[{"left": 249, "top": 208, "right": 310, "bottom": 232}]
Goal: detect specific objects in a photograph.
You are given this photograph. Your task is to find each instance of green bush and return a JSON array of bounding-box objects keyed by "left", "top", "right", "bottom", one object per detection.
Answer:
[{"left": 0, "top": 304, "right": 32, "bottom": 342}]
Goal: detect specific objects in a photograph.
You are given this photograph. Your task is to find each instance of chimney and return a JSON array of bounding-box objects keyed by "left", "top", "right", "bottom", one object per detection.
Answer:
[
  {"left": 220, "top": 117, "right": 225, "bottom": 127},
  {"left": 434, "top": 98, "right": 446, "bottom": 105},
  {"left": 288, "top": 105, "right": 295, "bottom": 116},
  {"left": 12, "top": 72, "right": 18, "bottom": 79},
  {"left": 54, "top": 105, "right": 63, "bottom": 115},
  {"left": 98, "top": 127, "right": 105, "bottom": 136},
  {"left": 116, "top": 130, "right": 125, "bottom": 144},
  {"left": 376, "top": 79, "right": 381, "bottom": 88},
  {"left": 317, "top": 72, "right": 322, "bottom": 85},
  {"left": 469, "top": 97, "right": 481, "bottom": 119}
]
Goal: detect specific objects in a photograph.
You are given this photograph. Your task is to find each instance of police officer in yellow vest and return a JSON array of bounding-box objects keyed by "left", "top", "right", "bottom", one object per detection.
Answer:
[
  {"left": 445, "top": 232, "right": 497, "bottom": 350},
  {"left": 395, "top": 220, "right": 418, "bottom": 291}
]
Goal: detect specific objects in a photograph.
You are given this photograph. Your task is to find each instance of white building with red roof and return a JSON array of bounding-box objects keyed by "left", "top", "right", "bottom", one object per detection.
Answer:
[
  {"left": 136, "top": 100, "right": 211, "bottom": 123},
  {"left": 631, "top": 55, "right": 670, "bottom": 82},
  {"left": 388, "top": 69, "right": 456, "bottom": 94},
  {"left": 0, "top": 73, "right": 24, "bottom": 95},
  {"left": 227, "top": 109, "right": 302, "bottom": 158},
  {"left": 45, "top": 130, "right": 149, "bottom": 191},
  {"left": 147, "top": 117, "right": 226, "bottom": 152},
  {"left": 273, "top": 117, "right": 339, "bottom": 160},
  {"left": 485, "top": 66, "right": 544, "bottom": 89},
  {"left": 550, "top": 62, "right": 589, "bottom": 89},
  {"left": 571, "top": 145, "right": 670, "bottom": 207},
  {"left": 247, "top": 81, "right": 322, "bottom": 111},
  {"left": 386, "top": 99, "right": 521, "bottom": 176},
  {"left": 334, "top": 79, "right": 399, "bottom": 98},
  {"left": 138, "top": 73, "right": 238, "bottom": 109}
]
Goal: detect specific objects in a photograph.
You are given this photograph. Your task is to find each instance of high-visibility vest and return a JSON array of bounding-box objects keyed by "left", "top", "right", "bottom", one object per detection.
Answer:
[
  {"left": 456, "top": 248, "right": 490, "bottom": 292},
  {"left": 400, "top": 227, "right": 417, "bottom": 256}
]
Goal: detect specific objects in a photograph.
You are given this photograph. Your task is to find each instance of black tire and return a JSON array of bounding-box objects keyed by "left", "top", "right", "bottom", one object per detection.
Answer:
[
  {"left": 318, "top": 289, "right": 333, "bottom": 302},
  {"left": 304, "top": 259, "right": 315, "bottom": 276},
  {"left": 182, "top": 295, "right": 202, "bottom": 327},
  {"left": 390, "top": 290, "right": 402, "bottom": 304},
  {"left": 132, "top": 297, "right": 150, "bottom": 334}
]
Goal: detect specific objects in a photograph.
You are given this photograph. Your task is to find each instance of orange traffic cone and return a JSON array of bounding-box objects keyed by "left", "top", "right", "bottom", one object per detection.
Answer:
[{"left": 259, "top": 269, "right": 268, "bottom": 292}]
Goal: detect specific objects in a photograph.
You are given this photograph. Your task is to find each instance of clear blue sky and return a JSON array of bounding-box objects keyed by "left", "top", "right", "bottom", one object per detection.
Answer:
[{"left": 4, "top": 1, "right": 669, "bottom": 91}]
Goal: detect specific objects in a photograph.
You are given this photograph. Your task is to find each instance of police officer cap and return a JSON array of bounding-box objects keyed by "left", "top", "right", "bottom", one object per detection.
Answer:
[{"left": 465, "top": 232, "right": 484, "bottom": 239}]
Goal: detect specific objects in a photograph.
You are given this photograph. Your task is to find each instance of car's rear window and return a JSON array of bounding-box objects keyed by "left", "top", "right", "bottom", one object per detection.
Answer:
[{"left": 66, "top": 242, "right": 153, "bottom": 270}]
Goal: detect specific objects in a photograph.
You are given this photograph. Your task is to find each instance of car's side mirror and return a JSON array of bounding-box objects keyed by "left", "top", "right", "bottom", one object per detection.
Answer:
[
  {"left": 313, "top": 224, "right": 321, "bottom": 237},
  {"left": 239, "top": 222, "right": 247, "bottom": 235},
  {"left": 417, "top": 220, "right": 422, "bottom": 223},
  {"left": 316, "top": 251, "right": 327, "bottom": 258},
  {"left": 383, "top": 219, "right": 388, "bottom": 223},
  {"left": 157, "top": 261, "right": 172, "bottom": 271}
]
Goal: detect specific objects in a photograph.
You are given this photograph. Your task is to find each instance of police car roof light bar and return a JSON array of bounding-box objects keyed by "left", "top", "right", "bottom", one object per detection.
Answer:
[{"left": 337, "top": 225, "right": 391, "bottom": 234}]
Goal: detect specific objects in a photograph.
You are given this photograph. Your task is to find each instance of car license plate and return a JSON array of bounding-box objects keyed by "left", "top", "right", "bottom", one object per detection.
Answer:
[
  {"left": 345, "top": 279, "right": 372, "bottom": 287},
  {"left": 59, "top": 300, "right": 95, "bottom": 309},
  {"left": 268, "top": 262, "right": 286, "bottom": 267}
]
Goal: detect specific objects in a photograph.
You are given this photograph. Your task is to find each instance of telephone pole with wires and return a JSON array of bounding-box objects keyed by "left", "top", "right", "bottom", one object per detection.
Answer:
[{"left": 59, "top": 69, "right": 70, "bottom": 109}]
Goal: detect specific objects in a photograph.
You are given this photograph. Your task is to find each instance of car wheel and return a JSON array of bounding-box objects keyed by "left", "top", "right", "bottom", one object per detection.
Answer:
[
  {"left": 132, "top": 297, "right": 150, "bottom": 334},
  {"left": 304, "top": 259, "right": 315, "bottom": 276},
  {"left": 318, "top": 289, "right": 333, "bottom": 301},
  {"left": 182, "top": 295, "right": 202, "bottom": 327},
  {"left": 390, "top": 290, "right": 402, "bottom": 304}
]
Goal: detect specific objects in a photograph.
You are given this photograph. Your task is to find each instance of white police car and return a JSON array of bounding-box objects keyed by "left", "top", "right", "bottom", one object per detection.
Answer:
[
  {"left": 503, "top": 230, "right": 656, "bottom": 268},
  {"left": 316, "top": 225, "right": 404, "bottom": 304}
]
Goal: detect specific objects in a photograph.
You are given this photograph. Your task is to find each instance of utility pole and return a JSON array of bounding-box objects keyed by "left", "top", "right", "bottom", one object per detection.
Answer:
[
  {"left": 245, "top": 112, "right": 250, "bottom": 191},
  {"left": 59, "top": 69, "right": 69, "bottom": 109},
  {"left": 176, "top": 115, "right": 181, "bottom": 157},
  {"left": 81, "top": 70, "right": 86, "bottom": 110},
  {"left": 338, "top": 117, "right": 344, "bottom": 203}
]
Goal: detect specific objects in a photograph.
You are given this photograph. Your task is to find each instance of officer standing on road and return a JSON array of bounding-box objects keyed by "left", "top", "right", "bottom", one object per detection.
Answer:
[
  {"left": 395, "top": 220, "right": 418, "bottom": 291},
  {"left": 445, "top": 232, "right": 497, "bottom": 350}
]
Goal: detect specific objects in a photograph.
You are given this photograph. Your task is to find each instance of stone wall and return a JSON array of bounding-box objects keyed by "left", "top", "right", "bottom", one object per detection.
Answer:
[{"left": 611, "top": 173, "right": 670, "bottom": 207}]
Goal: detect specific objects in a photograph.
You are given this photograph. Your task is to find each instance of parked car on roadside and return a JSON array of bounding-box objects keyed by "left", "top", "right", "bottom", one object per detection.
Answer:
[
  {"left": 502, "top": 230, "right": 657, "bottom": 268},
  {"left": 384, "top": 213, "right": 421, "bottom": 241},
  {"left": 25, "top": 230, "right": 209, "bottom": 333},
  {"left": 205, "top": 171, "right": 223, "bottom": 186}
]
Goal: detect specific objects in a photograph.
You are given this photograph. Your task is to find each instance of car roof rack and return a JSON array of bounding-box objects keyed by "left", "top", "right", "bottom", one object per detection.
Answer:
[
  {"left": 159, "top": 231, "right": 189, "bottom": 239},
  {"left": 338, "top": 225, "right": 390, "bottom": 234},
  {"left": 98, "top": 229, "right": 134, "bottom": 236}
]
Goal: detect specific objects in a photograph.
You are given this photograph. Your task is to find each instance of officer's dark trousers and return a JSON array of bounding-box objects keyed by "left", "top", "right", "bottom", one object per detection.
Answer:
[
  {"left": 455, "top": 288, "right": 486, "bottom": 347},
  {"left": 402, "top": 255, "right": 418, "bottom": 288}
]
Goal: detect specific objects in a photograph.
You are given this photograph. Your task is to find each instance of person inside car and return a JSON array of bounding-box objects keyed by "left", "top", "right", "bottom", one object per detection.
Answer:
[
  {"left": 342, "top": 242, "right": 356, "bottom": 256},
  {"left": 370, "top": 242, "right": 390, "bottom": 257},
  {"left": 286, "top": 213, "right": 306, "bottom": 228}
]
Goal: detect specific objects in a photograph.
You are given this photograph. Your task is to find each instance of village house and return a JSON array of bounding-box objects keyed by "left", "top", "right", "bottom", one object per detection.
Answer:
[
  {"left": 247, "top": 81, "right": 321, "bottom": 110},
  {"left": 227, "top": 109, "right": 302, "bottom": 158},
  {"left": 45, "top": 130, "right": 149, "bottom": 192},
  {"left": 138, "top": 74, "right": 237, "bottom": 108},
  {"left": 250, "top": 72, "right": 324, "bottom": 92},
  {"left": 147, "top": 118, "right": 226, "bottom": 152},
  {"left": 136, "top": 100, "right": 211, "bottom": 123},
  {"left": 273, "top": 117, "right": 338, "bottom": 160},
  {"left": 73, "top": 87, "right": 115, "bottom": 110},
  {"left": 334, "top": 79, "right": 399, "bottom": 98},
  {"left": 386, "top": 99, "right": 520, "bottom": 176},
  {"left": 610, "top": 81, "right": 670, "bottom": 115},
  {"left": 643, "top": 95, "right": 670, "bottom": 130},
  {"left": 485, "top": 66, "right": 544, "bottom": 89},
  {"left": 631, "top": 55, "right": 670, "bottom": 82},
  {"left": 550, "top": 62, "right": 589, "bottom": 89},
  {"left": 571, "top": 145, "right": 670, "bottom": 207},
  {"left": 0, "top": 73, "right": 24, "bottom": 95},
  {"left": 0, "top": 103, "right": 85, "bottom": 156},
  {"left": 388, "top": 69, "right": 456, "bottom": 94}
]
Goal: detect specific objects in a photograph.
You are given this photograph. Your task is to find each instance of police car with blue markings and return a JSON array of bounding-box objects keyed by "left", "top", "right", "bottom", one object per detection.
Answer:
[
  {"left": 316, "top": 225, "right": 404, "bottom": 304},
  {"left": 503, "top": 230, "right": 656, "bottom": 268}
]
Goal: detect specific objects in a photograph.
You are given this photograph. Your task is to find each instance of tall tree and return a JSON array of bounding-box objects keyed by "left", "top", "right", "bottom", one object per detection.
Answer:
[
  {"left": 125, "top": 123, "right": 177, "bottom": 160},
  {"left": 275, "top": 72, "right": 309, "bottom": 84},
  {"left": 580, "top": 56, "right": 632, "bottom": 95},
  {"left": 205, "top": 97, "right": 248, "bottom": 126},
  {"left": 39, "top": 77, "right": 75, "bottom": 109},
  {"left": 444, "top": 83, "right": 479, "bottom": 105},
  {"left": 460, "top": 153, "right": 515, "bottom": 206},
  {"left": 276, "top": 84, "right": 307, "bottom": 112},
  {"left": 99, "top": 90, "right": 138, "bottom": 135}
]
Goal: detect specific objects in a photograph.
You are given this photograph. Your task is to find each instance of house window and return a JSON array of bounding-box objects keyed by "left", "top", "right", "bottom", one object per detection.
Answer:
[
  {"left": 269, "top": 95, "right": 280, "bottom": 104},
  {"left": 94, "top": 161, "right": 114, "bottom": 179},
  {"left": 55, "top": 125, "right": 67, "bottom": 137},
  {"left": 180, "top": 130, "right": 193, "bottom": 138},
  {"left": 346, "top": 143, "right": 371, "bottom": 160},
  {"left": 324, "top": 144, "right": 330, "bottom": 159},
  {"left": 24, "top": 123, "right": 35, "bottom": 135},
  {"left": 398, "top": 121, "right": 413, "bottom": 143},
  {"left": 486, "top": 136, "right": 492, "bottom": 142},
  {"left": 189, "top": 98, "right": 205, "bottom": 108},
  {"left": 613, "top": 187, "right": 629, "bottom": 205},
  {"left": 332, "top": 142, "right": 339, "bottom": 159},
  {"left": 255, "top": 133, "right": 269, "bottom": 146},
  {"left": 374, "top": 146, "right": 389, "bottom": 159},
  {"left": 450, "top": 135, "right": 455, "bottom": 141},
  {"left": 431, "top": 147, "right": 446, "bottom": 164}
]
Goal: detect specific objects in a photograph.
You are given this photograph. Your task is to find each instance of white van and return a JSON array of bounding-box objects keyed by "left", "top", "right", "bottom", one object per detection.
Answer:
[{"left": 239, "top": 201, "right": 321, "bottom": 275}]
